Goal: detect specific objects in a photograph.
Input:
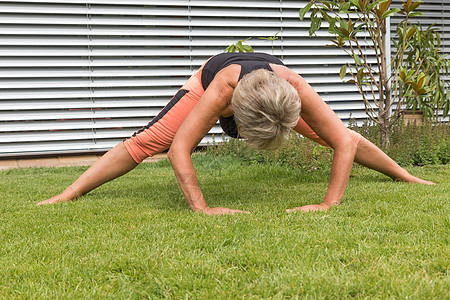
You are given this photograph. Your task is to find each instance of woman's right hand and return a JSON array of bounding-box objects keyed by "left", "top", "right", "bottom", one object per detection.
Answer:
[{"left": 200, "top": 207, "right": 250, "bottom": 215}]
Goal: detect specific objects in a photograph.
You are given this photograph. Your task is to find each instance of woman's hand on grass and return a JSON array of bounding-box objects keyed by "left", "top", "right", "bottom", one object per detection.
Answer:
[
  {"left": 200, "top": 207, "right": 250, "bottom": 215},
  {"left": 286, "top": 202, "right": 330, "bottom": 213}
]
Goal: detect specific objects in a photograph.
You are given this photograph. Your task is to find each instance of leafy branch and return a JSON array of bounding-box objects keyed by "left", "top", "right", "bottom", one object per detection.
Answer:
[{"left": 299, "top": 0, "right": 438, "bottom": 147}]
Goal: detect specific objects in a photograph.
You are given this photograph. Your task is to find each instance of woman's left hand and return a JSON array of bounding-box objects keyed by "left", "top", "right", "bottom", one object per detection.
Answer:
[
  {"left": 286, "top": 202, "right": 330, "bottom": 212},
  {"left": 201, "top": 206, "right": 250, "bottom": 215}
]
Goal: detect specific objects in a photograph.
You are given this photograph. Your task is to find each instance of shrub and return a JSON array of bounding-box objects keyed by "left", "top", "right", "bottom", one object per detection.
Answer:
[{"left": 207, "top": 121, "right": 449, "bottom": 168}]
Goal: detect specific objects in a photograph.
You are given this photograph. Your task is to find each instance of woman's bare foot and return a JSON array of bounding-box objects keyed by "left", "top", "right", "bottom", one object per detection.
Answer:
[
  {"left": 395, "top": 174, "right": 436, "bottom": 185},
  {"left": 37, "top": 186, "right": 79, "bottom": 205}
]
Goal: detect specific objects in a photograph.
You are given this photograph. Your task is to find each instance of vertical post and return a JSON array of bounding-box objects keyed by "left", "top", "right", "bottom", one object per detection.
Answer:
[
  {"left": 188, "top": 0, "right": 193, "bottom": 73},
  {"left": 384, "top": 16, "right": 392, "bottom": 120},
  {"left": 280, "top": 0, "right": 284, "bottom": 60},
  {"left": 86, "top": 3, "right": 97, "bottom": 145}
]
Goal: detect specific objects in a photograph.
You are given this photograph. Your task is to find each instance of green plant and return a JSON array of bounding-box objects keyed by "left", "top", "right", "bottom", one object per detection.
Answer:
[
  {"left": 210, "top": 120, "right": 449, "bottom": 168},
  {"left": 396, "top": 23, "right": 450, "bottom": 119},
  {"left": 258, "top": 31, "right": 280, "bottom": 54},
  {"left": 225, "top": 32, "right": 281, "bottom": 54},
  {"left": 224, "top": 37, "right": 254, "bottom": 53},
  {"left": 298, "top": 0, "right": 443, "bottom": 148}
]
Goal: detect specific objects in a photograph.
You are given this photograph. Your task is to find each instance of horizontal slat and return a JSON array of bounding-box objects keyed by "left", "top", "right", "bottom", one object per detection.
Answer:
[
  {"left": 0, "top": 37, "right": 374, "bottom": 48},
  {"left": 3, "top": 0, "right": 447, "bottom": 10},
  {"left": 0, "top": 108, "right": 163, "bottom": 121},
  {"left": 0, "top": 25, "right": 371, "bottom": 38},
  {"left": 0, "top": 84, "right": 364, "bottom": 103},
  {"left": 0, "top": 91, "right": 379, "bottom": 112},
  {"left": 0, "top": 88, "right": 178, "bottom": 100},
  {"left": 0, "top": 135, "right": 216, "bottom": 156},
  {"left": 0, "top": 58, "right": 196, "bottom": 67},
  {"left": 0, "top": 14, "right": 368, "bottom": 29},
  {"left": 0, "top": 47, "right": 359, "bottom": 57},
  {"left": 0, "top": 77, "right": 188, "bottom": 89},
  {"left": 0, "top": 140, "right": 120, "bottom": 155},
  {"left": 0, "top": 36, "right": 191, "bottom": 46},
  {"left": 0, "top": 118, "right": 150, "bottom": 132},
  {"left": 0, "top": 125, "right": 224, "bottom": 143},
  {"left": 0, "top": 56, "right": 371, "bottom": 68},
  {"left": 0, "top": 129, "right": 135, "bottom": 143},
  {"left": 0, "top": 98, "right": 169, "bottom": 110},
  {"left": 0, "top": 68, "right": 190, "bottom": 78},
  {"left": 0, "top": 75, "right": 360, "bottom": 90}
]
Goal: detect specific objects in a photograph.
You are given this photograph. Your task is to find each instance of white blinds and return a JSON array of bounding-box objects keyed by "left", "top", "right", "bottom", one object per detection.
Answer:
[{"left": 0, "top": 0, "right": 448, "bottom": 157}]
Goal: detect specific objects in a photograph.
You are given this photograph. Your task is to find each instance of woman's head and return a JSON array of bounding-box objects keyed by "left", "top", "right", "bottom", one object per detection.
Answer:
[{"left": 231, "top": 69, "right": 301, "bottom": 150}]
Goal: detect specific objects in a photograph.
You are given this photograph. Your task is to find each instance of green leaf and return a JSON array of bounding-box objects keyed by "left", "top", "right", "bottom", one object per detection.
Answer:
[
  {"left": 349, "top": 0, "right": 360, "bottom": 9},
  {"left": 410, "top": 1, "right": 422, "bottom": 11},
  {"left": 417, "top": 88, "right": 427, "bottom": 95},
  {"left": 377, "top": 0, "right": 392, "bottom": 15},
  {"left": 436, "top": 33, "right": 442, "bottom": 47},
  {"left": 328, "top": 39, "right": 339, "bottom": 46},
  {"left": 417, "top": 72, "right": 426, "bottom": 89},
  {"left": 381, "top": 8, "right": 400, "bottom": 19},
  {"left": 339, "top": 18, "right": 349, "bottom": 30},
  {"left": 357, "top": 68, "right": 365, "bottom": 83},
  {"left": 320, "top": 10, "right": 333, "bottom": 23},
  {"left": 443, "top": 100, "right": 449, "bottom": 117},
  {"left": 339, "top": 64, "right": 347, "bottom": 80},
  {"left": 242, "top": 45, "right": 254, "bottom": 53},
  {"left": 236, "top": 41, "right": 243, "bottom": 52},
  {"left": 399, "top": 69, "right": 407, "bottom": 82},
  {"left": 327, "top": 18, "right": 337, "bottom": 32},
  {"left": 355, "top": 23, "right": 366, "bottom": 32},
  {"left": 433, "top": 91, "right": 441, "bottom": 106},
  {"left": 224, "top": 45, "right": 235, "bottom": 53},
  {"left": 354, "top": 54, "right": 362, "bottom": 66},
  {"left": 409, "top": 11, "right": 422, "bottom": 18},
  {"left": 299, "top": 2, "right": 313, "bottom": 21},
  {"left": 309, "top": 17, "right": 322, "bottom": 36},
  {"left": 339, "top": 2, "right": 351, "bottom": 13},
  {"left": 340, "top": 27, "right": 350, "bottom": 37},
  {"left": 311, "top": 8, "right": 318, "bottom": 19},
  {"left": 406, "top": 26, "right": 417, "bottom": 40},
  {"left": 328, "top": 26, "right": 341, "bottom": 36}
]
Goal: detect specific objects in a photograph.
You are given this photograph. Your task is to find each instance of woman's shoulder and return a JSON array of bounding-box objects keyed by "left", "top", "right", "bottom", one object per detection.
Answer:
[
  {"left": 270, "top": 64, "right": 307, "bottom": 89},
  {"left": 210, "top": 64, "right": 241, "bottom": 90}
]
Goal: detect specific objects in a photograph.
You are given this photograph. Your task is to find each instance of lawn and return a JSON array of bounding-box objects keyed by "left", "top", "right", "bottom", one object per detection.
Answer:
[{"left": 0, "top": 154, "right": 448, "bottom": 299}]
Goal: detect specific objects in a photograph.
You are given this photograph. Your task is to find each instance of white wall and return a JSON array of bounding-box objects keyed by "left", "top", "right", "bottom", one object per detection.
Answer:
[{"left": 0, "top": 0, "right": 448, "bottom": 157}]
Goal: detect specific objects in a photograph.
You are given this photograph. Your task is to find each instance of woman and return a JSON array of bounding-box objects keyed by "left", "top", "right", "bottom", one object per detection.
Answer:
[{"left": 37, "top": 52, "right": 434, "bottom": 213}]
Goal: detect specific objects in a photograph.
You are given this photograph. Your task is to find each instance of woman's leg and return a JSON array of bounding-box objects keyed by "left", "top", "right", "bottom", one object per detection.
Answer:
[
  {"left": 293, "top": 118, "right": 435, "bottom": 184},
  {"left": 354, "top": 136, "right": 435, "bottom": 184},
  {"left": 38, "top": 63, "right": 206, "bottom": 205},
  {"left": 37, "top": 142, "right": 138, "bottom": 205}
]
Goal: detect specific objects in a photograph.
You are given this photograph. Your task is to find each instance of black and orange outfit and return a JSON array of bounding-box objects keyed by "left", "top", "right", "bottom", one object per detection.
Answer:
[{"left": 124, "top": 53, "right": 360, "bottom": 163}]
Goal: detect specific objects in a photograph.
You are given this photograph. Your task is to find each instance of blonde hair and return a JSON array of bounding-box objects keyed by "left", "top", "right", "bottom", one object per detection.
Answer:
[{"left": 231, "top": 69, "right": 301, "bottom": 150}]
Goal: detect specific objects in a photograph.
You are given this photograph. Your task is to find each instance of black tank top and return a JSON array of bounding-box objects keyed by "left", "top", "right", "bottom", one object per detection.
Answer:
[{"left": 201, "top": 52, "right": 285, "bottom": 138}]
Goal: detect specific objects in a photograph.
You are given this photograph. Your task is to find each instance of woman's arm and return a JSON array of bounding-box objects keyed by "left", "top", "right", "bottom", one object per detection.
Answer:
[
  {"left": 168, "top": 67, "right": 248, "bottom": 215},
  {"left": 272, "top": 65, "right": 357, "bottom": 211}
]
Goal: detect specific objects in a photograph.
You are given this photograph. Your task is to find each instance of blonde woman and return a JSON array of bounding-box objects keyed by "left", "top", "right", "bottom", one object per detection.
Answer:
[{"left": 37, "top": 53, "right": 434, "bottom": 213}]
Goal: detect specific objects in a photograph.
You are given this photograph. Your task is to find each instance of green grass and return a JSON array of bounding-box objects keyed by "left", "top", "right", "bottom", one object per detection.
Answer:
[{"left": 0, "top": 154, "right": 449, "bottom": 299}]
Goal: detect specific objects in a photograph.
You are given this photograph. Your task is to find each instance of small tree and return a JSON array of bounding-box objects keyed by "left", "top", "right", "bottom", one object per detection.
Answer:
[
  {"left": 299, "top": 0, "right": 444, "bottom": 147},
  {"left": 396, "top": 23, "right": 450, "bottom": 120}
]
